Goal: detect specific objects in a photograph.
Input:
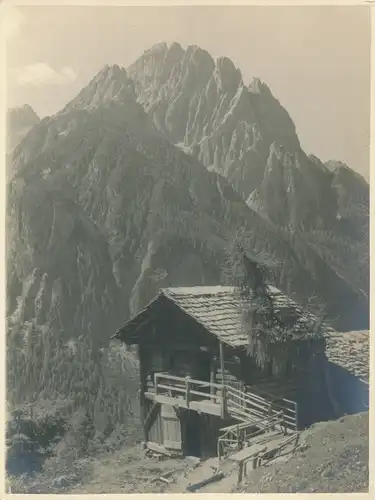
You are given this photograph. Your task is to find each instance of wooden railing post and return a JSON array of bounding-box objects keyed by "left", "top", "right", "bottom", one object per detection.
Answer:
[
  {"left": 221, "top": 385, "right": 227, "bottom": 418},
  {"left": 185, "top": 376, "right": 191, "bottom": 407},
  {"left": 154, "top": 373, "right": 158, "bottom": 395},
  {"left": 294, "top": 402, "right": 298, "bottom": 431},
  {"left": 219, "top": 341, "right": 225, "bottom": 385}
]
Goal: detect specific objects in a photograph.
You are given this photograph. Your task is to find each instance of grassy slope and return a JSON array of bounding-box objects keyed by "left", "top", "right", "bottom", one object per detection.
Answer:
[
  {"left": 238, "top": 412, "right": 369, "bottom": 494},
  {"left": 34, "top": 411, "right": 367, "bottom": 494}
]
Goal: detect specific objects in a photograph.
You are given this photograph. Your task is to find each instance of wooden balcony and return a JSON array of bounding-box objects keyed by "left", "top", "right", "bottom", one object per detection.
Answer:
[
  {"left": 145, "top": 373, "right": 226, "bottom": 417},
  {"left": 145, "top": 372, "right": 298, "bottom": 430}
]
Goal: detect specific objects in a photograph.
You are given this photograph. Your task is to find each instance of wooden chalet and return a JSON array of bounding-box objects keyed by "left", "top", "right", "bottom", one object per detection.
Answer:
[{"left": 112, "top": 285, "right": 329, "bottom": 459}]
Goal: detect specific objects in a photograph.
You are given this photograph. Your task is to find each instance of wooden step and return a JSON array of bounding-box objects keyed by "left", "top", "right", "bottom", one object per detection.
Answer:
[
  {"left": 229, "top": 432, "right": 297, "bottom": 463},
  {"left": 229, "top": 444, "right": 267, "bottom": 462}
]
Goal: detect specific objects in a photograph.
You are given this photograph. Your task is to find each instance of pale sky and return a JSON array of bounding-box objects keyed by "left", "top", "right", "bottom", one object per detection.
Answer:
[{"left": 4, "top": 4, "right": 370, "bottom": 178}]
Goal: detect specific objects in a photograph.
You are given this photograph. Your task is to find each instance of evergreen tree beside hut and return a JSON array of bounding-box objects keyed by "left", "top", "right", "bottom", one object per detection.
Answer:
[{"left": 224, "top": 230, "right": 327, "bottom": 378}]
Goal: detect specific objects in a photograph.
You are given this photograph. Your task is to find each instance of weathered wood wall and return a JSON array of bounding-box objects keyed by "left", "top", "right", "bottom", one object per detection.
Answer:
[
  {"left": 161, "top": 404, "right": 182, "bottom": 451},
  {"left": 144, "top": 399, "right": 163, "bottom": 444},
  {"left": 135, "top": 299, "right": 324, "bottom": 444}
]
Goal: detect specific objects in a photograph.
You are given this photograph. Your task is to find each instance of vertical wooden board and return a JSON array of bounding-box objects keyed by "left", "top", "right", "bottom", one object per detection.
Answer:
[
  {"left": 146, "top": 400, "right": 162, "bottom": 444},
  {"left": 161, "top": 404, "right": 182, "bottom": 450}
]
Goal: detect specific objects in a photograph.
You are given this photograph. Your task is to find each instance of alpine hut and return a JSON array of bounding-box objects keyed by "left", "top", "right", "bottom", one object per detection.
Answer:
[{"left": 112, "top": 285, "right": 330, "bottom": 459}]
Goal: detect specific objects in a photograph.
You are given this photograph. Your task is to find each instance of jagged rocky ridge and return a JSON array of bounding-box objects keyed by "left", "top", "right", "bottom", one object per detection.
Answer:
[
  {"left": 128, "top": 43, "right": 368, "bottom": 227},
  {"left": 128, "top": 42, "right": 369, "bottom": 302},
  {"left": 7, "top": 49, "right": 369, "bottom": 366}
]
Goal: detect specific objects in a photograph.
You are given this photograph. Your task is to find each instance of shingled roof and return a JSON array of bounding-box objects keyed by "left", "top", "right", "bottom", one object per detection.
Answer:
[
  {"left": 113, "top": 285, "right": 330, "bottom": 348},
  {"left": 325, "top": 330, "right": 369, "bottom": 383}
]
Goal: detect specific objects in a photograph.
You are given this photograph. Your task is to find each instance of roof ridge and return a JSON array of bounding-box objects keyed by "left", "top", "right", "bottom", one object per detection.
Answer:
[
  {"left": 160, "top": 287, "right": 240, "bottom": 347},
  {"left": 112, "top": 284, "right": 335, "bottom": 346}
]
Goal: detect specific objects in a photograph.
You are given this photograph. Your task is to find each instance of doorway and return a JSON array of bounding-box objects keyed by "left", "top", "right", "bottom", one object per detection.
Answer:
[{"left": 183, "top": 411, "right": 202, "bottom": 457}]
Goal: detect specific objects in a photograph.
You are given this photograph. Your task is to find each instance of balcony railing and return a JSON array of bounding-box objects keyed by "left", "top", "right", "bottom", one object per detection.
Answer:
[{"left": 148, "top": 372, "right": 298, "bottom": 430}]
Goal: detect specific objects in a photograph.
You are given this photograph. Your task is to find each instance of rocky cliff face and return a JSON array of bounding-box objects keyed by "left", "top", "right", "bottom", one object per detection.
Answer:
[
  {"left": 128, "top": 43, "right": 299, "bottom": 196},
  {"left": 128, "top": 42, "right": 369, "bottom": 306},
  {"left": 5, "top": 67, "right": 296, "bottom": 351},
  {"left": 129, "top": 43, "right": 368, "bottom": 228},
  {"left": 7, "top": 48, "right": 369, "bottom": 365}
]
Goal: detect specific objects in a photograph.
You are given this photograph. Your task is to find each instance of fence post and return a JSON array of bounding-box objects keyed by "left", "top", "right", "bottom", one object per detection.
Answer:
[
  {"left": 295, "top": 401, "right": 299, "bottom": 431},
  {"left": 221, "top": 385, "right": 227, "bottom": 418},
  {"left": 186, "top": 376, "right": 191, "bottom": 407},
  {"left": 281, "top": 412, "right": 287, "bottom": 435},
  {"left": 154, "top": 373, "right": 158, "bottom": 395}
]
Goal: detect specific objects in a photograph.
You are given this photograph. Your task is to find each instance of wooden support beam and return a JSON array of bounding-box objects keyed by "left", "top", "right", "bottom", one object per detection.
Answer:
[
  {"left": 186, "top": 472, "right": 225, "bottom": 492},
  {"left": 185, "top": 376, "right": 191, "bottom": 407},
  {"left": 154, "top": 372, "right": 158, "bottom": 395},
  {"left": 210, "top": 359, "right": 215, "bottom": 397},
  {"left": 139, "top": 344, "right": 149, "bottom": 443},
  {"left": 219, "top": 341, "right": 225, "bottom": 386},
  {"left": 144, "top": 402, "right": 160, "bottom": 430},
  {"left": 221, "top": 385, "right": 227, "bottom": 419},
  {"left": 146, "top": 441, "right": 175, "bottom": 457}
]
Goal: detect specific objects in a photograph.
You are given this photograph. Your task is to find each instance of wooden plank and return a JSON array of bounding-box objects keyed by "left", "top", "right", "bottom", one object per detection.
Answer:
[
  {"left": 220, "top": 421, "right": 256, "bottom": 433},
  {"left": 219, "top": 413, "right": 276, "bottom": 433},
  {"left": 230, "top": 444, "right": 267, "bottom": 462},
  {"left": 157, "top": 383, "right": 186, "bottom": 393},
  {"left": 280, "top": 415, "right": 296, "bottom": 425},
  {"left": 227, "top": 396, "right": 270, "bottom": 414},
  {"left": 156, "top": 372, "right": 222, "bottom": 389},
  {"left": 247, "top": 430, "right": 282, "bottom": 445},
  {"left": 190, "top": 400, "right": 222, "bottom": 417},
  {"left": 232, "top": 386, "right": 271, "bottom": 405},
  {"left": 229, "top": 406, "right": 264, "bottom": 421},
  {"left": 186, "top": 472, "right": 225, "bottom": 492},
  {"left": 189, "top": 388, "right": 217, "bottom": 399},
  {"left": 147, "top": 401, "right": 163, "bottom": 444},
  {"left": 145, "top": 392, "right": 188, "bottom": 408},
  {"left": 146, "top": 441, "right": 173, "bottom": 456},
  {"left": 153, "top": 384, "right": 218, "bottom": 402},
  {"left": 144, "top": 402, "right": 160, "bottom": 429},
  {"left": 258, "top": 433, "right": 298, "bottom": 453},
  {"left": 161, "top": 404, "right": 182, "bottom": 450},
  {"left": 232, "top": 388, "right": 271, "bottom": 405},
  {"left": 145, "top": 441, "right": 182, "bottom": 457}
]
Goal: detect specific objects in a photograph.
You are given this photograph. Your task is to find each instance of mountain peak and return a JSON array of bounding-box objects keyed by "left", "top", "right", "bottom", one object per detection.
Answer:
[
  {"left": 93, "top": 63, "right": 128, "bottom": 84},
  {"left": 145, "top": 41, "right": 168, "bottom": 55},
  {"left": 214, "top": 56, "right": 243, "bottom": 93},
  {"left": 61, "top": 63, "right": 137, "bottom": 114},
  {"left": 135, "top": 41, "right": 185, "bottom": 66},
  {"left": 168, "top": 41, "right": 183, "bottom": 52},
  {"left": 185, "top": 44, "right": 214, "bottom": 66},
  {"left": 248, "top": 77, "right": 272, "bottom": 95},
  {"left": 8, "top": 104, "right": 40, "bottom": 124},
  {"left": 7, "top": 104, "right": 40, "bottom": 152}
]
